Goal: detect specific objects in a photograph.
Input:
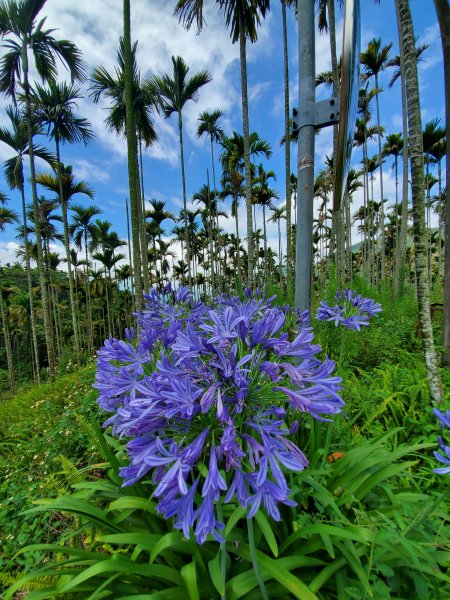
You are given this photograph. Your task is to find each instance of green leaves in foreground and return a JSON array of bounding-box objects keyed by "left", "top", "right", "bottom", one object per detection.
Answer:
[{"left": 5, "top": 427, "right": 450, "bottom": 599}]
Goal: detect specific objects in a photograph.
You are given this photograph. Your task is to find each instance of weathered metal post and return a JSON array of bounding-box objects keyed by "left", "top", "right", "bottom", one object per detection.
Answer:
[{"left": 295, "top": 0, "right": 316, "bottom": 312}]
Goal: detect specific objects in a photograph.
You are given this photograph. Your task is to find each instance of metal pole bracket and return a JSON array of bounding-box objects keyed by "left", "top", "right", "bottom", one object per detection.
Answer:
[{"left": 292, "top": 97, "right": 339, "bottom": 135}]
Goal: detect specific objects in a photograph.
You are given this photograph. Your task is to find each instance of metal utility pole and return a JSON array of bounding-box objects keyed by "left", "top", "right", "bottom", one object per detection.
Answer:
[
  {"left": 294, "top": 0, "right": 359, "bottom": 312},
  {"left": 295, "top": 0, "right": 316, "bottom": 312}
]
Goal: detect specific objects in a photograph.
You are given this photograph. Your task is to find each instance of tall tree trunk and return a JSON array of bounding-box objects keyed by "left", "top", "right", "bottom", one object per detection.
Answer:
[
  {"left": 84, "top": 231, "right": 94, "bottom": 353},
  {"left": 210, "top": 137, "right": 220, "bottom": 292},
  {"left": 19, "top": 178, "right": 40, "bottom": 382},
  {"left": 396, "top": 0, "right": 442, "bottom": 403},
  {"left": 178, "top": 113, "right": 192, "bottom": 288},
  {"left": 123, "top": 0, "right": 143, "bottom": 311},
  {"left": 374, "top": 73, "right": 386, "bottom": 281},
  {"left": 105, "top": 271, "right": 112, "bottom": 338},
  {"left": 278, "top": 219, "right": 282, "bottom": 285},
  {"left": 262, "top": 203, "right": 268, "bottom": 292},
  {"left": 234, "top": 196, "right": 241, "bottom": 290},
  {"left": 125, "top": 197, "right": 135, "bottom": 309},
  {"left": 434, "top": 0, "right": 450, "bottom": 368},
  {"left": 55, "top": 136, "right": 81, "bottom": 361},
  {"left": 138, "top": 138, "right": 150, "bottom": 292},
  {"left": 282, "top": 0, "right": 292, "bottom": 288},
  {"left": 238, "top": 9, "right": 254, "bottom": 287},
  {"left": 22, "top": 40, "right": 56, "bottom": 379},
  {"left": 0, "top": 290, "right": 15, "bottom": 393},
  {"left": 395, "top": 47, "right": 410, "bottom": 294}
]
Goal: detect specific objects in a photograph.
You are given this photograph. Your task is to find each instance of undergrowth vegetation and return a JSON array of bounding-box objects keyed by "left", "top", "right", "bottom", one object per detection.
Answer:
[{"left": 1, "top": 284, "right": 449, "bottom": 599}]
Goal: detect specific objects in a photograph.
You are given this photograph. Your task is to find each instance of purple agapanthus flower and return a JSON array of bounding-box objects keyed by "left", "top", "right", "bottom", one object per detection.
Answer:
[
  {"left": 433, "top": 437, "right": 450, "bottom": 475},
  {"left": 316, "top": 289, "right": 382, "bottom": 331},
  {"left": 433, "top": 408, "right": 450, "bottom": 475},
  {"left": 94, "top": 288, "right": 344, "bottom": 543}
]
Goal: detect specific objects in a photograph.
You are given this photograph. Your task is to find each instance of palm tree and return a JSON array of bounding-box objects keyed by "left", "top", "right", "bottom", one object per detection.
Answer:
[
  {"left": 70, "top": 203, "right": 102, "bottom": 352},
  {"left": 0, "top": 204, "right": 17, "bottom": 231},
  {"left": 383, "top": 133, "right": 403, "bottom": 261},
  {"left": 361, "top": 38, "right": 392, "bottom": 280},
  {"left": 175, "top": 0, "right": 270, "bottom": 287},
  {"left": 92, "top": 248, "right": 125, "bottom": 338},
  {"left": 0, "top": 104, "right": 55, "bottom": 380},
  {"left": 386, "top": 43, "right": 428, "bottom": 293},
  {"left": 150, "top": 55, "right": 211, "bottom": 288},
  {"left": 268, "top": 204, "right": 286, "bottom": 285},
  {"left": 0, "top": 280, "right": 16, "bottom": 393},
  {"left": 220, "top": 168, "right": 245, "bottom": 288},
  {"left": 197, "top": 109, "right": 224, "bottom": 289},
  {"left": 0, "top": 0, "right": 85, "bottom": 378},
  {"left": 123, "top": 0, "right": 143, "bottom": 309},
  {"left": 253, "top": 164, "right": 278, "bottom": 291},
  {"left": 281, "top": 0, "right": 297, "bottom": 287},
  {"left": 30, "top": 81, "right": 93, "bottom": 360},
  {"left": 395, "top": 0, "right": 442, "bottom": 404},
  {"left": 433, "top": 0, "right": 450, "bottom": 368},
  {"left": 430, "top": 135, "right": 446, "bottom": 278},
  {"left": 423, "top": 119, "right": 445, "bottom": 283},
  {"left": 91, "top": 36, "right": 158, "bottom": 295}
]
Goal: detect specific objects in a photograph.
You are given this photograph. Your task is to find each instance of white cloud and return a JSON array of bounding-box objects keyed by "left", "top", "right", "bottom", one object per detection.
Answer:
[
  {"left": 0, "top": 241, "right": 21, "bottom": 266},
  {"left": 38, "top": 0, "right": 273, "bottom": 164}
]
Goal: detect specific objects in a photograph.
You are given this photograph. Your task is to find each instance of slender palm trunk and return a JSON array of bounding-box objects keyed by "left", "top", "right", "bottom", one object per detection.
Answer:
[
  {"left": 434, "top": 0, "right": 450, "bottom": 368},
  {"left": 138, "top": 138, "right": 150, "bottom": 292},
  {"left": 234, "top": 197, "right": 241, "bottom": 289},
  {"left": 437, "top": 159, "right": 443, "bottom": 278},
  {"left": 281, "top": 0, "right": 291, "bottom": 288},
  {"left": 178, "top": 113, "right": 192, "bottom": 288},
  {"left": 124, "top": 0, "right": 143, "bottom": 311},
  {"left": 55, "top": 136, "right": 81, "bottom": 361},
  {"left": 19, "top": 179, "right": 40, "bottom": 382},
  {"left": 84, "top": 231, "right": 94, "bottom": 352},
  {"left": 374, "top": 73, "right": 386, "bottom": 280},
  {"left": 262, "top": 204, "right": 268, "bottom": 292},
  {"left": 277, "top": 219, "right": 282, "bottom": 285},
  {"left": 22, "top": 40, "right": 56, "bottom": 379},
  {"left": 209, "top": 137, "right": 220, "bottom": 291},
  {"left": 394, "top": 154, "right": 399, "bottom": 266},
  {"left": 0, "top": 291, "right": 15, "bottom": 393},
  {"left": 238, "top": 9, "right": 254, "bottom": 287},
  {"left": 396, "top": 51, "right": 410, "bottom": 294},
  {"left": 105, "top": 270, "right": 112, "bottom": 338},
  {"left": 396, "top": 0, "right": 442, "bottom": 403},
  {"left": 125, "top": 198, "right": 135, "bottom": 309}
]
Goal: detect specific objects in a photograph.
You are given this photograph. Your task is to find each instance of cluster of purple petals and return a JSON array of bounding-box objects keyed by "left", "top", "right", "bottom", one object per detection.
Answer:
[
  {"left": 94, "top": 287, "right": 344, "bottom": 543},
  {"left": 316, "top": 289, "right": 382, "bottom": 331},
  {"left": 433, "top": 408, "right": 450, "bottom": 475}
]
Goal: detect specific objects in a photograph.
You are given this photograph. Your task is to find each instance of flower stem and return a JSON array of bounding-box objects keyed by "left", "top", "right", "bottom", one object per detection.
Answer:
[
  {"left": 247, "top": 517, "right": 268, "bottom": 600},
  {"left": 217, "top": 502, "right": 227, "bottom": 600}
]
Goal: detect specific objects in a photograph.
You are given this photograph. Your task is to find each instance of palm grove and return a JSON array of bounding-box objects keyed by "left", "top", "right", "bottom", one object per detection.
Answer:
[{"left": 0, "top": 0, "right": 448, "bottom": 403}]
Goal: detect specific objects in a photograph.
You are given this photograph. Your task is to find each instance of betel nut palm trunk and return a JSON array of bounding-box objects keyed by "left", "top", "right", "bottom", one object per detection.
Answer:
[
  {"left": 22, "top": 39, "right": 56, "bottom": 379},
  {"left": 395, "top": 0, "right": 442, "bottom": 404},
  {"left": 238, "top": 8, "right": 255, "bottom": 288},
  {"left": 55, "top": 134, "right": 81, "bottom": 361},
  {"left": 123, "top": 0, "right": 143, "bottom": 311}
]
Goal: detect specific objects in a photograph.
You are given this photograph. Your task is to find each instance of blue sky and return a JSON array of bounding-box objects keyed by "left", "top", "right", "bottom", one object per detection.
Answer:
[{"left": 0, "top": 0, "right": 445, "bottom": 267}]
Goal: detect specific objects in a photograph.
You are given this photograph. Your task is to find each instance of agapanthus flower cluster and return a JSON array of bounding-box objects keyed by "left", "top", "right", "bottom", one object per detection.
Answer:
[
  {"left": 316, "top": 289, "right": 382, "bottom": 331},
  {"left": 94, "top": 287, "right": 344, "bottom": 543},
  {"left": 433, "top": 408, "right": 450, "bottom": 475}
]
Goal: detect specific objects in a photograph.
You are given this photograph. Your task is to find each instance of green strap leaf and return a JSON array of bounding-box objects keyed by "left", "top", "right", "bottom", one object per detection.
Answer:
[
  {"left": 255, "top": 510, "right": 278, "bottom": 557},
  {"left": 231, "top": 543, "right": 318, "bottom": 600},
  {"left": 181, "top": 561, "right": 200, "bottom": 600},
  {"left": 150, "top": 531, "right": 186, "bottom": 563},
  {"left": 208, "top": 551, "right": 226, "bottom": 596}
]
